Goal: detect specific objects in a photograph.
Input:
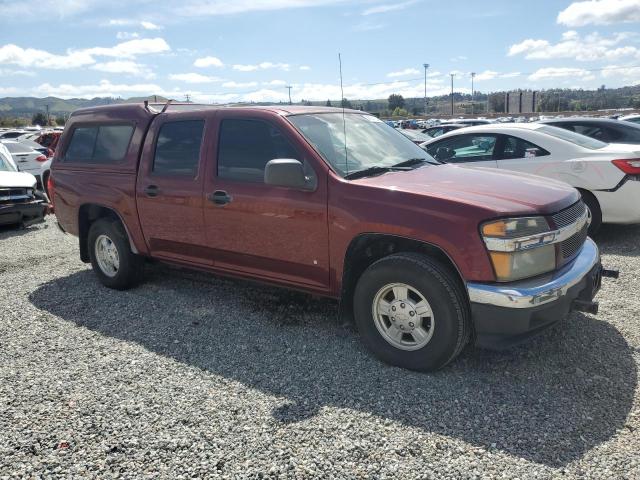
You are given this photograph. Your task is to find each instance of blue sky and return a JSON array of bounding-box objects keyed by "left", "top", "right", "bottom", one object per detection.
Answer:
[{"left": 0, "top": 0, "right": 639, "bottom": 102}]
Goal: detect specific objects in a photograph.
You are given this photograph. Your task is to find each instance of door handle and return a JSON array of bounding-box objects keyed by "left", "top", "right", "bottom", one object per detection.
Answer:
[
  {"left": 208, "top": 190, "right": 232, "bottom": 206},
  {"left": 144, "top": 185, "right": 160, "bottom": 197}
]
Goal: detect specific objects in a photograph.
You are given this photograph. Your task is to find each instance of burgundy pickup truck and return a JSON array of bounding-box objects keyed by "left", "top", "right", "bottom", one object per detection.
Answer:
[{"left": 51, "top": 103, "right": 608, "bottom": 371}]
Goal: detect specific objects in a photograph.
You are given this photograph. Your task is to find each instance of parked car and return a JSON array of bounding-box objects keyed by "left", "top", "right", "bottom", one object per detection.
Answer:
[
  {"left": 0, "top": 147, "right": 46, "bottom": 227},
  {"left": 34, "top": 131, "right": 62, "bottom": 156},
  {"left": 443, "top": 119, "right": 493, "bottom": 126},
  {"left": 0, "top": 140, "right": 48, "bottom": 177},
  {"left": 0, "top": 130, "right": 27, "bottom": 139},
  {"left": 421, "top": 123, "right": 640, "bottom": 234},
  {"left": 422, "top": 124, "right": 467, "bottom": 138},
  {"left": 399, "top": 129, "right": 432, "bottom": 144},
  {"left": 539, "top": 117, "right": 640, "bottom": 145},
  {"left": 619, "top": 114, "right": 640, "bottom": 125},
  {"left": 51, "top": 103, "right": 610, "bottom": 371}
]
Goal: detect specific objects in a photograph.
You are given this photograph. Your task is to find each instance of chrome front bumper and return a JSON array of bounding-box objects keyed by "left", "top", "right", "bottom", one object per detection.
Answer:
[{"left": 467, "top": 238, "right": 600, "bottom": 309}]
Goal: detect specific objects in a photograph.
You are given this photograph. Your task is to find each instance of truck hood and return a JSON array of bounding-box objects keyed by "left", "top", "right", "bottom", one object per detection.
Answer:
[
  {"left": 355, "top": 164, "right": 578, "bottom": 215},
  {"left": 0, "top": 171, "right": 37, "bottom": 188}
]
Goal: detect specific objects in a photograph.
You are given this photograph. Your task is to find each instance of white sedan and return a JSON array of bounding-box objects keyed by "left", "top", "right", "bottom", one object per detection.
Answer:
[
  {"left": 421, "top": 123, "right": 640, "bottom": 233},
  {"left": 0, "top": 139, "right": 48, "bottom": 177}
]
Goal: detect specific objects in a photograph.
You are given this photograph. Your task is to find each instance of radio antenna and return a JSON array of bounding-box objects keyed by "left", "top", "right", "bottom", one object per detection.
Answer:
[{"left": 338, "top": 53, "right": 349, "bottom": 175}]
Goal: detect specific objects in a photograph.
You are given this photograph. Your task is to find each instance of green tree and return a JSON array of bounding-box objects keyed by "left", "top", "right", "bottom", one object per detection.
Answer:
[
  {"left": 392, "top": 107, "right": 409, "bottom": 117},
  {"left": 388, "top": 94, "right": 405, "bottom": 111},
  {"left": 55, "top": 116, "right": 67, "bottom": 126},
  {"left": 325, "top": 99, "right": 332, "bottom": 107},
  {"left": 341, "top": 98, "right": 352, "bottom": 108},
  {"left": 32, "top": 112, "right": 48, "bottom": 126}
]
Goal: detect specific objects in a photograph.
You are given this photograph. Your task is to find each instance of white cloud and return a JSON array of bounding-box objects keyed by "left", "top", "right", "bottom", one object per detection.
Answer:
[
  {"left": 85, "top": 38, "right": 170, "bottom": 59},
  {"left": 387, "top": 68, "right": 420, "bottom": 78},
  {"left": 508, "top": 30, "right": 639, "bottom": 61},
  {"left": 168, "top": 73, "right": 224, "bottom": 83},
  {"left": 193, "top": 56, "right": 224, "bottom": 68},
  {"left": 299, "top": 65, "right": 311, "bottom": 70},
  {"left": 362, "top": 0, "right": 418, "bottom": 16},
  {"left": 264, "top": 79, "right": 287, "bottom": 85},
  {"left": 501, "top": 71, "right": 521, "bottom": 78},
  {"left": 116, "top": 32, "right": 140, "bottom": 40},
  {"left": 474, "top": 70, "right": 498, "bottom": 81},
  {"left": 222, "top": 81, "right": 259, "bottom": 88},
  {"left": 175, "top": 0, "right": 347, "bottom": 16},
  {"left": 92, "top": 60, "right": 155, "bottom": 78},
  {"left": 600, "top": 64, "right": 640, "bottom": 84},
  {"left": 35, "top": 79, "right": 170, "bottom": 98},
  {"left": 141, "top": 21, "right": 162, "bottom": 30},
  {"left": 232, "top": 62, "right": 290, "bottom": 71},
  {"left": 558, "top": 0, "right": 640, "bottom": 27},
  {"left": 528, "top": 67, "right": 595, "bottom": 81}
]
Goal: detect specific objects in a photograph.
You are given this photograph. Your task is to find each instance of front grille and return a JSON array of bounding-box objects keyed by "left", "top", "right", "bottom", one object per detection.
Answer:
[
  {"left": 0, "top": 188, "right": 32, "bottom": 204},
  {"left": 552, "top": 200, "right": 587, "bottom": 229},
  {"left": 551, "top": 201, "right": 589, "bottom": 264},
  {"left": 561, "top": 224, "right": 589, "bottom": 260}
]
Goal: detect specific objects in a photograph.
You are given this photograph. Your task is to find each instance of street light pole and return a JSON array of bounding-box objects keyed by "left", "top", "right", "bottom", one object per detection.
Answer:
[
  {"left": 423, "top": 63, "right": 429, "bottom": 117},
  {"left": 450, "top": 73, "right": 455, "bottom": 116},
  {"left": 286, "top": 85, "right": 292, "bottom": 105},
  {"left": 471, "top": 72, "right": 476, "bottom": 116}
]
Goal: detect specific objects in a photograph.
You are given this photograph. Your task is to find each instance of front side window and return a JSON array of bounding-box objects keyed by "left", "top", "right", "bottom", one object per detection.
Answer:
[
  {"left": 288, "top": 113, "right": 434, "bottom": 176},
  {"left": 425, "top": 134, "right": 497, "bottom": 163},
  {"left": 217, "top": 119, "right": 299, "bottom": 183},
  {"left": 501, "top": 136, "right": 550, "bottom": 160},
  {"left": 65, "top": 124, "right": 134, "bottom": 163},
  {"left": 153, "top": 120, "right": 204, "bottom": 177}
]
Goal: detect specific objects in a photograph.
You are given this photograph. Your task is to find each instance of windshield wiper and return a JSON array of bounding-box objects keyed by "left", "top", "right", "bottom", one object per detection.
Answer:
[
  {"left": 392, "top": 157, "right": 441, "bottom": 168},
  {"left": 344, "top": 166, "right": 410, "bottom": 180}
]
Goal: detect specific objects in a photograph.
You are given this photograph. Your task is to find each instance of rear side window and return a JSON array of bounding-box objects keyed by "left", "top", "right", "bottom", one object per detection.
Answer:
[
  {"left": 501, "top": 136, "right": 550, "bottom": 160},
  {"left": 65, "top": 125, "right": 134, "bottom": 163},
  {"left": 217, "top": 119, "right": 298, "bottom": 183},
  {"left": 153, "top": 120, "right": 204, "bottom": 177}
]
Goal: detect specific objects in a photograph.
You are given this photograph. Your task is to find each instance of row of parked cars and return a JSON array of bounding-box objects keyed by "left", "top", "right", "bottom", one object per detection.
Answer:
[
  {"left": 0, "top": 128, "right": 61, "bottom": 227},
  {"left": 398, "top": 115, "right": 640, "bottom": 235}
]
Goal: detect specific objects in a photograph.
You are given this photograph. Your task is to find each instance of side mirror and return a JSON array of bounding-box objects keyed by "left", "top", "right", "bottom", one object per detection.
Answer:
[{"left": 264, "top": 159, "right": 316, "bottom": 191}]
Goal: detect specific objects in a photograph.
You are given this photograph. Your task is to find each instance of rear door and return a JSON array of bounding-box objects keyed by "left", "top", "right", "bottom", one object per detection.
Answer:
[
  {"left": 202, "top": 111, "right": 330, "bottom": 289},
  {"left": 424, "top": 133, "right": 499, "bottom": 168},
  {"left": 136, "top": 112, "right": 211, "bottom": 265}
]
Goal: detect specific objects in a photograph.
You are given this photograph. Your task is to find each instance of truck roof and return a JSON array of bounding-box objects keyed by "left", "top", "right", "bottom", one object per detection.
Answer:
[{"left": 69, "top": 102, "right": 365, "bottom": 119}]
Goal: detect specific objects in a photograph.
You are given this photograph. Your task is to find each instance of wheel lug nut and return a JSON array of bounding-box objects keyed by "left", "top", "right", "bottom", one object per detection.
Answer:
[
  {"left": 391, "top": 306, "right": 396, "bottom": 311},
  {"left": 399, "top": 325, "right": 405, "bottom": 330},
  {"left": 391, "top": 317, "right": 395, "bottom": 321},
  {"left": 409, "top": 311, "right": 415, "bottom": 317},
  {"left": 409, "top": 322, "right": 414, "bottom": 328},
  {"left": 400, "top": 303, "right": 405, "bottom": 308}
]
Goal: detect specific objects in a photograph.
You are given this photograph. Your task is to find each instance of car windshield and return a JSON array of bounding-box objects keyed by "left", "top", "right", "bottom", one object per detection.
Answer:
[
  {"left": 2, "top": 142, "right": 32, "bottom": 154},
  {"left": 538, "top": 125, "right": 607, "bottom": 150},
  {"left": 288, "top": 113, "right": 436, "bottom": 177},
  {"left": 0, "top": 155, "right": 17, "bottom": 172}
]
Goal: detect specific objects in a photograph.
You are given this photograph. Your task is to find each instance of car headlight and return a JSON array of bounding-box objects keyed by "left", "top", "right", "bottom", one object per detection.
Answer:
[{"left": 481, "top": 217, "right": 557, "bottom": 282}]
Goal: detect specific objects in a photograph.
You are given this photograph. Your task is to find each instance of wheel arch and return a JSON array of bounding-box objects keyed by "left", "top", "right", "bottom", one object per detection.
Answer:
[
  {"left": 339, "top": 233, "right": 468, "bottom": 324},
  {"left": 78, "top": 204, "right": 138, "bottom": 263}
]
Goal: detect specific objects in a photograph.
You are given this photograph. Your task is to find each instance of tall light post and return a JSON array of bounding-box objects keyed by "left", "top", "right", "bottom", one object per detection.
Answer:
[
  {"left": 471, "top": 72, "right": 476, "bottom": 116},
  {"left": 450, "top": 73, "right": 455, "bottom": 116},
  {"left": 423, "top": 63, "right": 429, "bottom": 117},
  {"left": 286, "top": 85, "right": 292, "bottom": 105}
]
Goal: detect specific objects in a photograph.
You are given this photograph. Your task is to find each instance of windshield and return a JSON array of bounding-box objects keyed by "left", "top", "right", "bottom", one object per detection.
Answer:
[
  {"left": 538, "top": 125, "right": 607, "bottom": 150},
  {"left": 0, "top": 154, "right": 17, "bottom": 172},
  {"left": 288, "top": 113, "right": 436, "bottom": 177}
]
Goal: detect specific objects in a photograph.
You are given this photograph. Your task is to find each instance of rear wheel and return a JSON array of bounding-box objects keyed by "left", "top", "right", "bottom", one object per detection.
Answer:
[
  {"left": 353, "top": 253, "right": 471, "bottom": 371},
  {"left": 88, "top": 218, "right": 144, "bottom": 290},
  {"left": 580, "top": 190, "right": 602, "bottom": 236}
]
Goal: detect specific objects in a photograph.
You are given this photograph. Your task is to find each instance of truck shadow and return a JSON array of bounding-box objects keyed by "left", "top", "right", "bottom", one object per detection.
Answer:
[
  {"left": 592, "top": 224, "right": 640, "bottom": 257},
  {"left": 29, "top": 266, "right": 636, "bottom": 468}
]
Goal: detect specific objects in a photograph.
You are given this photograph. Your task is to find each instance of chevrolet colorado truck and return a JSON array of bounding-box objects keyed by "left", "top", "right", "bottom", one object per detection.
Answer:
[{"left": 50, "top": 103, "right": 609, "bottom": 371}]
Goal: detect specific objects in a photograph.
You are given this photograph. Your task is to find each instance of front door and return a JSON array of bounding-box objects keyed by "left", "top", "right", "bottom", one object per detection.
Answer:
[
  {"left": 424, "top": 133, "right": 499, "bottom": 168},
  {"left": 203, "top": 111, "right": 330, "bottom": 289},
  {"left": 136, "top": 113, "right": 211, "bottom": 265}
]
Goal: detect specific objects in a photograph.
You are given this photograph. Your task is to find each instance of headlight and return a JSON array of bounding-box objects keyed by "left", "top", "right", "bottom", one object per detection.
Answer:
[{"left": 481, "top": 216, "right": 557, "bottom": 282}]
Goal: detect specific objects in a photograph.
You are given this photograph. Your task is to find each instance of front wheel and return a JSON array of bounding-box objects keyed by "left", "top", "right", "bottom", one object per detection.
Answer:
[
  {"left": 88, "top": 218, "right": 144, "bottom": 290},
  {"left": 353, "top": 253, "right": 471, "bottom": 371}
]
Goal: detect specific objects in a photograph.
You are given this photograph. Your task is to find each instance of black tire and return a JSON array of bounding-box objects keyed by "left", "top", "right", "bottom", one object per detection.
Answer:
[
  {"left": 580, "top": 190, "right": 602, "bottom": 236},
  {"left": 42, "top": 171, "right": 50, "bottom": 198},
  {"left": 88, "top": 218, "right": 144, "bottom": 290},
  {"left": 353, "top": 253, "right": 471, "bottom": 372}
]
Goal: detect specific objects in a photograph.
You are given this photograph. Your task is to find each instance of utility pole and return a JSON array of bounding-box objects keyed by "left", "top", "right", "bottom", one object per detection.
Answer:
[
  {"left": 286, "top": 85, "right": 292, "bottom": 105},
  {"left": 470, "top": 72, "right": 476, "bottom": 116},
  {"left": 450, "top": 73, "right": 455, "bottom": 116},
  {"left": 423, "top": 63, "right": 429, "bottom": 117},
  {"left": 184, "top": 93, "right": 191, "bottom": 103},
  {"left": 45, "top": 104, "right": 50, "bottom": 126}
]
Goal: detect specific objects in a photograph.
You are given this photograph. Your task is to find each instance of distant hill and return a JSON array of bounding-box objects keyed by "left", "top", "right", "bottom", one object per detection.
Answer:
[{"left": 0, "top": 95, "right": 170, "bottom": 118}]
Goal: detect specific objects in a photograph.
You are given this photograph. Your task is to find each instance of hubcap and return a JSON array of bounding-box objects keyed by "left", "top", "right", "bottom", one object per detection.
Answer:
[
  {"left": 95, "top": 234, "right": 120, "bottom": 278},
  {"left": 372, "top": 283, "right": 435, "bottom": 351}
]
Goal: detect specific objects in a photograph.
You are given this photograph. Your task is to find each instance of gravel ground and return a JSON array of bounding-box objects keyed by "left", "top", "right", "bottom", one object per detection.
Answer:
[{"left": 1, "top": 216, "right": 639, "bottom": 479}]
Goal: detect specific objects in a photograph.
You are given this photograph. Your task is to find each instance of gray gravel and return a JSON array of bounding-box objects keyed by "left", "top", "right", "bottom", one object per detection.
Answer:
[{"left": 1, "top": 217, "right": 639, "bottom": 479}]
